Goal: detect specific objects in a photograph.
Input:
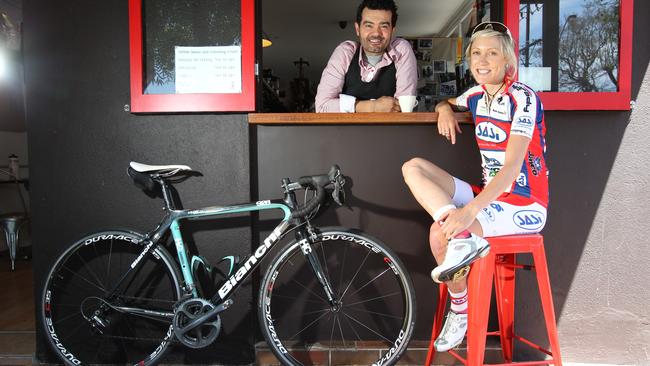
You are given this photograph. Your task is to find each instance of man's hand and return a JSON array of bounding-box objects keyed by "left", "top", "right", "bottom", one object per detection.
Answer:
[{"left": 355, "top": 97, "right": 400, "bottom": 112}]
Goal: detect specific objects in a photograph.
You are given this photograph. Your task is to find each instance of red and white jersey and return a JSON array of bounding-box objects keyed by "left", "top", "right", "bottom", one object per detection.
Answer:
[{"left": 456, "top": 81, "right": 549, "bottom": 208}]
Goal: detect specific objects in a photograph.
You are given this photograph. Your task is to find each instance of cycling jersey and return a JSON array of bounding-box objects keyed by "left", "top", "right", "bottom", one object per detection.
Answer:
[{"left": 456, "top": 81, "right": 549, "bottom": 208}]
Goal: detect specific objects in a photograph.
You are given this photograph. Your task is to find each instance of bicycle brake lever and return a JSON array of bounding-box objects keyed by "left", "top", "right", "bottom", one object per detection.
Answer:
[{"left": 331, "top": 175, "right": 346, "bottom": 206}]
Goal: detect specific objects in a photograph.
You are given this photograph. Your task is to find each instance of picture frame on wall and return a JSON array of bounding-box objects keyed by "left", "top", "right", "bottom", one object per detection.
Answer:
[
  {"left": 417, "top": 38, "right": 432, "bottom": 49},
  {"left": 433, "top": 60, "right": 447, "bottom": 73}
]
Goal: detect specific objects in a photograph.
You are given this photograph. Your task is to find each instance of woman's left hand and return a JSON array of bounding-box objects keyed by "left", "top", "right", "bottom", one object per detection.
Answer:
[{"left": 439, "top": 206, "right": 477, "bottom": 240}]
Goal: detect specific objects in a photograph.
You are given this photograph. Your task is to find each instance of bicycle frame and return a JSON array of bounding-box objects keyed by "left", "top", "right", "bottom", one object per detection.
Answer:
[
  {"left": 149, "top": 199, "right": 296, "bottom": 301},
  {"left": 101, "top": 175, "right": 340, "bottom": 328}
]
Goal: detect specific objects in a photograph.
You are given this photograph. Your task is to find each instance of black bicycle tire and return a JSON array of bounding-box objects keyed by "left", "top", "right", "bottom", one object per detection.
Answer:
[
  {"left": 258, "top": 227, "right": 416, "bottom": 366},
  {"left": 41, "top": 229, "right": 182, "bottom": 366}
]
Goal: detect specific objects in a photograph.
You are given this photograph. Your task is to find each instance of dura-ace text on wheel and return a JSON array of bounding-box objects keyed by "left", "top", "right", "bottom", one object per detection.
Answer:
[
  {"left": 41, "top": 230, "right": 182, "bottom": 365},
  {"left": 259, "top": 228, "right": 416, "bottom": 366}
]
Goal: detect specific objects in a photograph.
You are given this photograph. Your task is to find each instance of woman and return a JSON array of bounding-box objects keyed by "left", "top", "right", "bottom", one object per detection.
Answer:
[{"left": 402, "top": 22, "right": 548, "bottom": 352}]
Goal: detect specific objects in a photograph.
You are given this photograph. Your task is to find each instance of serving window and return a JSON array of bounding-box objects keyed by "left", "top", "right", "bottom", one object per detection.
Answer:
[{"left": 129, "top": 0, "right": 255, "bottom": 113}]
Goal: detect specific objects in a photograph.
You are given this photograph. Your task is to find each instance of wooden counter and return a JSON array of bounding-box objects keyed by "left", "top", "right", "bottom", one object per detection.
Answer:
[{"left": 248, "top": 112, "right": 473, "bottom": 125}]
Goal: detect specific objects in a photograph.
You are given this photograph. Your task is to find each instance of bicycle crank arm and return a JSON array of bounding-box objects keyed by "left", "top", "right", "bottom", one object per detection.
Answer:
[{"left": 176, "top": 299, "right": 233, "bottom": 333}]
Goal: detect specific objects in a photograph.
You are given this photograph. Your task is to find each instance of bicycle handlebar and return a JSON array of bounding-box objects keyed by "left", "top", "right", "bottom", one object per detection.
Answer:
[{"left": 289, "top": 165, "right": 345, "bottom": 219}]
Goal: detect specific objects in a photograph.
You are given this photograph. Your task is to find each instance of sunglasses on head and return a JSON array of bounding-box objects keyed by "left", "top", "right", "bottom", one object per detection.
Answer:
[{"left": 472, "top": 21, "right": 513, "bottom": 39}]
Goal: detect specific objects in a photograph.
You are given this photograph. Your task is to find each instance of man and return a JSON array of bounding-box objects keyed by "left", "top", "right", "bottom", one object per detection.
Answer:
[{"left": 315, "top": 0, "right": 417, "bottom": 113}]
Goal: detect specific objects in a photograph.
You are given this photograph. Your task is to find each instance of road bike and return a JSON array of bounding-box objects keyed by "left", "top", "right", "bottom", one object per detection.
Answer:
[{"left": 41, "top": 162, "right": 416, "bottom": 365}]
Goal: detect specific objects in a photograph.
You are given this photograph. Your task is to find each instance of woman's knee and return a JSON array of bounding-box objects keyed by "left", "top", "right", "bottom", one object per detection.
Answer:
[{"left": 402, "top": 157, "right": 429, "bottom": 180}]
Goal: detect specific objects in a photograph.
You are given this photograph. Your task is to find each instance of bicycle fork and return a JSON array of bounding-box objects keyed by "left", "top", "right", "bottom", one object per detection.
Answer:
[{"left": 299, "top": 226, "right": 340, "bottom": 311}]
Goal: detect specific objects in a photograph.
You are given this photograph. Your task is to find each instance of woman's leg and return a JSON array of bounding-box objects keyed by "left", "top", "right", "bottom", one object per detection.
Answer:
[{"left": 402, "top": 157, "right": 456, "bottom": 218}]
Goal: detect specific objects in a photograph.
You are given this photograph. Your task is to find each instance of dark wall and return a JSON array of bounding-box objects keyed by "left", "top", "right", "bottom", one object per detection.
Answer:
[
  {"left": 256, "top": 0, "right": 650, "bottom": 357},
  {"left": 24, "top": 1, "right": 254, "bottom": 364}
]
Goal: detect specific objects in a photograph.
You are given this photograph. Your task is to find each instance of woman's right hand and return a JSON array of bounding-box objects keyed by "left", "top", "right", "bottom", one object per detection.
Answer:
[{"left": 436, "top": 101, "right": 462, "bottom": 144}]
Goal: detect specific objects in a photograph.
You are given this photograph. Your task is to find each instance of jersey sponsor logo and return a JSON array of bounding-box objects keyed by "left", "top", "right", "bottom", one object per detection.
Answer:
[
  {"left": 511, "top": 83, "right": 533, "bottom": 112},
  {"left": 527, "top": 152, "right": 542, "bottom": 176},
  {"left": 516, "top": 116, "right": 533, "bottom": 126},
  {"left": 490, "top": 203, "right": 504, "bottom": 212},
  {"left": 476, "top": 122, "right": 507, "bottom": 143},
  {"left": 482, "top": 154, "right": 503, "bottom": 169},
  {"left": 523, "top": 92, "right": 532, "bottom": 113},
  {"left": 510, "top": 128, "right": 529, "bottom": 135},
  {"left": 481, "top": 207, "right": 495, "bottom": 221},
  {"left": 516, "top": 173, "right": 527, "bottom": 187},
  {"left": 513, "top": 210, "right": 545, "bottom": 230}
]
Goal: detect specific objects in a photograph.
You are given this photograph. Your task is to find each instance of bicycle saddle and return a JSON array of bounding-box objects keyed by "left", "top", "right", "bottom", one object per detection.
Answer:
[{"left": 130, "top": 161, "right": 192, "bottom": 174}]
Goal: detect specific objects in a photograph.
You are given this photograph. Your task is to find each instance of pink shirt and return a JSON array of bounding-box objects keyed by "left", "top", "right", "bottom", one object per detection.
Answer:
[{"left": 315, "top": 38, "right": 418, "bottom": 112}]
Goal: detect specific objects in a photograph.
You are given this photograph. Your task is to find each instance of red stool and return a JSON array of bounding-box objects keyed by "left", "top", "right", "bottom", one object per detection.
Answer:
[{"left": 424, "top": 234, "right": 562, "bottom": 366}]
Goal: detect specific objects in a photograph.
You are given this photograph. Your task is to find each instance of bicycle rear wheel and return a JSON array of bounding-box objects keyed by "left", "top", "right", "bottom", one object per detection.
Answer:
[
  {"left": 259, "top": 227, "right": 416, "bottom": 366},
  {"left": 41, "top": 230, "right": 182, "bottom": 365}
]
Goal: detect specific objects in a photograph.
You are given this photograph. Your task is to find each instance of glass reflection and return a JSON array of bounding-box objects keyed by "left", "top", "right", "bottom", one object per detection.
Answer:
[
  {"left": 142, "top": 0, "right": 241, "bottom": 94},
  {"left": 518, "top": 0, "right": 619, "bottom": 92}
]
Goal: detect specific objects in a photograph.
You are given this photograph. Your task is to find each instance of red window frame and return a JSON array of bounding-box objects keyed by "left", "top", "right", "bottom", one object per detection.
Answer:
[
  {"left": 128, "top": 0, "right": 255, "bottom": 113},
  {"left": 504, "top": 0, "right": 633, "bottom": 110}
]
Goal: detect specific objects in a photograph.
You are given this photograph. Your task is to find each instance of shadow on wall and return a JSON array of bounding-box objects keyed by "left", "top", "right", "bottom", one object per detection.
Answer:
[{"left": 255, "top": 19, "right": 650, "bottom": 357}]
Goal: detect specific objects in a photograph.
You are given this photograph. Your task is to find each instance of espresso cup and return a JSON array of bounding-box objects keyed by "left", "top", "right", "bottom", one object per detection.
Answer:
[{"left": 398, "top": 96, "right": 419, "bottom": 113}]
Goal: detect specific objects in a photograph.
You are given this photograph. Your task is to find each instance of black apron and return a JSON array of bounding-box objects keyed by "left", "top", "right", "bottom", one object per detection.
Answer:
[{"left": 342, "top": 46, "right": 397, "bottom": 100}]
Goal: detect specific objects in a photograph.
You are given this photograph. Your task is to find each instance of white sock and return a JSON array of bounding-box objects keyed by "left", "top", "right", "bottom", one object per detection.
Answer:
[{"left": 449, "top": 288, "right": 468, "bottom": 314}]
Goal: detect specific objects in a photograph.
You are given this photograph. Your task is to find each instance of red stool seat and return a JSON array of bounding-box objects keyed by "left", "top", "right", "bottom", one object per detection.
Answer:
[{"left": 425, "top": 234, "right": 562, "bottom": 366}]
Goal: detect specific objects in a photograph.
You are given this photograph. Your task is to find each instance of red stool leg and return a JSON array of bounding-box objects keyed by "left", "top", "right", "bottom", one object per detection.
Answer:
[
  {"left": 532, "top": 244, "right": 563, "bottom": 366},
  {"left": 425, "top": 284, "right": 449, "bottom": 366},
  {"left": 467, "top": 252, "right": 495, "bottom": 366},
  {"left": 494, "top": 253, "right": 516, "bottom": 362}
]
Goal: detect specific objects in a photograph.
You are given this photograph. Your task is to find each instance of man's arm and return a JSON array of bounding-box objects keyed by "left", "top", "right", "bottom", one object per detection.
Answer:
[
  {"left": 393, "top": 38, "right": 418, "bottom": 98},
  {"left": 315, "top": 42, "right": 356, "bottom": 112}
]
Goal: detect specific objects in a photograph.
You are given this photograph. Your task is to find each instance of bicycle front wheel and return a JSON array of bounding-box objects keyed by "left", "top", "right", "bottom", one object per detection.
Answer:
[
  {"left": 41, "top": 230, "right": 182, "bottom": 365},
  {"left": 259, "top": 227, "right": 416, "bottom": 366}
]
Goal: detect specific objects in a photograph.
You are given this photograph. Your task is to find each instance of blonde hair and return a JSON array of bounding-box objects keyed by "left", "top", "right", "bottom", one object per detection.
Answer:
[{"left": 465, "top": 29, "right": 518, "bottom": 81}]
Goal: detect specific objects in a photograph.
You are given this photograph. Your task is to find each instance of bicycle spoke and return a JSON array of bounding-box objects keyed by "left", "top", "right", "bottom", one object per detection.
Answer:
[
  {"left": 344, "top": 291, "right": 403, "bottom": 307},
  {"left": 340, "top": 250, "right": 371, "bottom": 299},
  {"left": 106, "top": 239, "right": 114, "bottom": 288},
  {"left": 92, "top": 241, "right": 111, "bottom": 291},
  {"left": 51, "top": 309, "right": 85, "bottom": 326},
  {"left": 75, "top": 250, "right": 107, "bottom": 290},
  {"left": 329, "top": 313, "right": 336, "bottom": 349},
  {"left": 344, "top": 267, "right": 391, "bottom": 299},
  {"left": 342, "top": 311, "right": 362, "bottom": 342},
  {"left": 337, "top": 243, "right": 349, "bottom": 299},
  {"left": 268, "top": 293, "right": 328, "bottom": 305},
  {"left": 287, "top": 310, "right": 332, "bottom": 341},
  {"left": 346, "top": 306, "right": 404, "bottom": 320},
  {"left": 289, "top": 278, "right": 328, "bottom": 303},
  {"left": 59, "top": 264, "right": 107, "bottom": 293},
  {"left": 336, "top": 314, "right": 346, "bottom": 348},
  {"left": 342, "top": 311, "right": 393, "bottom": 344}
]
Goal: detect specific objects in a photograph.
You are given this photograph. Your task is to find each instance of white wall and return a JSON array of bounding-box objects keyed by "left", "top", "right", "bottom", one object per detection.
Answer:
[{"left": 557, "top": 65, "right": 650, "bottom": 364}]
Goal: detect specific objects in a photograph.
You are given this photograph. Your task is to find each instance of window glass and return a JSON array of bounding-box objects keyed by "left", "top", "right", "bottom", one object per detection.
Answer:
[
  {"left": 142, "top": 0, "right": 241, "bottom": 95},
  {"left": 518, "top": 0, "right": 619, "bottom": 92}
]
